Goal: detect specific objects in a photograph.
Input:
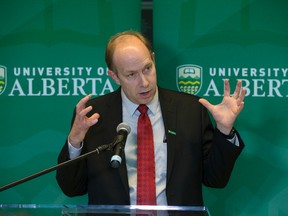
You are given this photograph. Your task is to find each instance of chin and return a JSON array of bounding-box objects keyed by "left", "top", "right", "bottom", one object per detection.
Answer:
[{"left": 140, "top": 98, "right": 153, "bottom": 105}]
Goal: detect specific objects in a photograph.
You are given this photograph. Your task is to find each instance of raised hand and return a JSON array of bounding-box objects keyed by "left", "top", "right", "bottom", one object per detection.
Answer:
[
  {"left": 68, "top": 94, "right": 100, "bottom": 148},
  {"left": 198, "top": 79, "right": 246, "bottom": 135}
]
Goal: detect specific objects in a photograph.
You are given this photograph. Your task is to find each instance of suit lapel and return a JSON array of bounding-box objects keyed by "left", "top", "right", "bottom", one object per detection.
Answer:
[
  {"left": 158, "top": 88, "right": 177, "bottom": 185},
  {"left": 106, "top": 88, "right": 130, "bottom": 200}
]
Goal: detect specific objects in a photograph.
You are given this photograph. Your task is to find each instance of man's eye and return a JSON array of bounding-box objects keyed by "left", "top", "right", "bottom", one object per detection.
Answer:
[
  {"left": 127, "top": 73, "right": 135, "bottom": 78},
  {"left": 145, "top": 65, "right": 152, "bottom": 71}
]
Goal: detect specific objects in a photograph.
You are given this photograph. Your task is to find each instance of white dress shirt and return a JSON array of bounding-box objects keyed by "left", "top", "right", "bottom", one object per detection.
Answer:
[
  {"left": 68, "top": 88, "right": 168, "bottom": 205},
  {"left": 121, "top": 88, "right": 168, "bottom": 205},
  {"left": 67, "top": 88, "right": 239, "bottom": 206}
]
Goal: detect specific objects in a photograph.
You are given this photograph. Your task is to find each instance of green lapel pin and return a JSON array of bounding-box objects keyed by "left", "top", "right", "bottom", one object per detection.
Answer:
[{"left": 168, "top": 130, "right": 176, "bottom": 135}]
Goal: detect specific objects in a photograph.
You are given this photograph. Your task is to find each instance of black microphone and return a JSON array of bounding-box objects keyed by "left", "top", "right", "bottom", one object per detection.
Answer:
[{"left": 110, "top": 122, "right": 131, "bottom": 168}]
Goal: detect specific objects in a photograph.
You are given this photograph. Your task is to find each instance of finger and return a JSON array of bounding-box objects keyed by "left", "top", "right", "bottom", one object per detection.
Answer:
[
  {"left": 76, "top": 94, "right": 93, "bottom": 113},
  {"left": 238, "top": 87, "right": 246, "bottom": 102},
  {"left": 199, "top": 98, "right": 213, "bottom": 112},
  {"left": 232, "top": 80, "right": 242, "bottom": 98},
  {"left": 86, "top": 113, "right": 100, "bottom": 127},
  {"left": 223, "top": 79, "right": 231, "bottom": 97},
  {"left": 237, "top": 101, "right": 245, "bottom": 113},
  {"left": 79, "top": 105, "right": 93, "bottom": 118}
]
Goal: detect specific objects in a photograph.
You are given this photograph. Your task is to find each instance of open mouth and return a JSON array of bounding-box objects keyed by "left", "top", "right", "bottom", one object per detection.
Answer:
[{"left": 139, "top": 90, "right": 150, "bottom": 97}]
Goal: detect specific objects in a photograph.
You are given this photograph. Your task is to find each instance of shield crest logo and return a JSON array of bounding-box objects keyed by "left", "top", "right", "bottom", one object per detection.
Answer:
[
  {"left": 0, "top": 65, "right": 7, "bottom": 95},
  {"left": 176, "top": 64, "right": 202, "bottom": 95}
]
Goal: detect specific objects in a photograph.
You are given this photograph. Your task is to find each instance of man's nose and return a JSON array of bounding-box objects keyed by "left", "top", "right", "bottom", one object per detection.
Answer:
[{"left": 139, "top": 73, "right": 149, "bottom": 87}]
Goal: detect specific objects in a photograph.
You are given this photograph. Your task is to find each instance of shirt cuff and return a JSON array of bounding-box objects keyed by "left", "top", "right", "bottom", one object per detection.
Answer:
[
  {"left": 227, "top": 134, "right": 240, "bottom": 147},
  {"left": 67, "top": 137, "right": 83, "bottom": 159},
  {"left": 217, "top": 128, "right": 240, "bottom": 147}
]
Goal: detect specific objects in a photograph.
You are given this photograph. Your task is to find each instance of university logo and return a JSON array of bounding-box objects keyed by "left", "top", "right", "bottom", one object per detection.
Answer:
[
  {"left": 0, "top": 65, "right": 7, "bottom": 95},
  {"left": 176, "top": 64, "right": 202, "bottom": 95}
]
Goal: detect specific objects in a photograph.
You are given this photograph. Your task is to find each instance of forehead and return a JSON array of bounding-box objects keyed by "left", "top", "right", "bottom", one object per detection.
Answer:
[
  {"left": 113, "top": 35, "right": 149, "bottom": 54},
  {"left": 113, "top": 36, "right": 152, "bottom": 71}
]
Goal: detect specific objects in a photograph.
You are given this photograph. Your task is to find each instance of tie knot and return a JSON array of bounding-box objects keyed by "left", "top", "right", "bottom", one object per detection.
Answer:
[{"left": 137, "top": 104, "right": 148, "bottom": 114}]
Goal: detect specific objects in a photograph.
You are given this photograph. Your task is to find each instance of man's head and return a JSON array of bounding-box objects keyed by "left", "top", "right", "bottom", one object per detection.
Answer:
[{"left": 105, "top": 31, "right": 157, "bottom": 105}]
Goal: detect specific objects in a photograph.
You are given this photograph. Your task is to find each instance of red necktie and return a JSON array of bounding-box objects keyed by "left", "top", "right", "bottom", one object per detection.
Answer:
[{"left": 136, "top": 104, "right": 156, "bottom": 205}]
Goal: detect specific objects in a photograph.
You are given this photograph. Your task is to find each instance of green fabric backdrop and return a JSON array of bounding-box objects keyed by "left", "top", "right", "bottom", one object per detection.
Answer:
[
  {"left": 1, "top": 0, "right": 288, "bottom": 215},
  {"left": 0, "top": 0, "right": 141, "bottom": 205},
  {"left": 153, "top": 0, "right": 288, "bottom": 215}
]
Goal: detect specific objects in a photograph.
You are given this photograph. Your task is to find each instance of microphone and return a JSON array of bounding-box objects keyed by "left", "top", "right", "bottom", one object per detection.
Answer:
[{"left": 110, "top": 122, "right": 131, "bottom": 168}]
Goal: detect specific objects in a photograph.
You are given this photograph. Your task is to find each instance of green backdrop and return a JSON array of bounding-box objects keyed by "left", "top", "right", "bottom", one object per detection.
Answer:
[
  {"left": 0, "top": 0, "right": 141, "bottom": 205},
  {"left": 153, "top": 0, "right": 288, "bottom": 215},
  {"left": 1, "top": 0, "right": 288, "bottom": 215}
]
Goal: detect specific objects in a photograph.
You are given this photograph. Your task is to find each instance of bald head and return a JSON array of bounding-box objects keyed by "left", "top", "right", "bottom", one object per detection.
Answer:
[{"left": 105, "top": 31, "right": 153, "bottom": 72}]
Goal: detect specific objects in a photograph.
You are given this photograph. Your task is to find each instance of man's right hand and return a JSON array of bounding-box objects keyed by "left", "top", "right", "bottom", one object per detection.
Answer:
[{"left": 68, "top": 94, "right": 100, "bottom": 148}]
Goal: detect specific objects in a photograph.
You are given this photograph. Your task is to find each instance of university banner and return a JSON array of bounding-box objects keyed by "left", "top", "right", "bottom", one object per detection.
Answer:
[
  {"left": 0, "top": 0, "right": 141, "bottom": 204},
  {"left": 153, "top": 0, "right": 288, "bottom": 215}
]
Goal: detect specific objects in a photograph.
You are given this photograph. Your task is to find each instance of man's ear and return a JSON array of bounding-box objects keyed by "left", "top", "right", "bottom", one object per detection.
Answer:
[
  {"left": 108, "top": 70, "right": 120, "bottom": 85},
  {"left": 151, "top": 52, "right": 156, "bottom": 62}
]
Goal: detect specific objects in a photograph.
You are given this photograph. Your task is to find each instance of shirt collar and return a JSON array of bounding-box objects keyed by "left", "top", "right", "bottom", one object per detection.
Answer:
[{"left": 121, "top": 87, "right": 159, "bottom": 117}]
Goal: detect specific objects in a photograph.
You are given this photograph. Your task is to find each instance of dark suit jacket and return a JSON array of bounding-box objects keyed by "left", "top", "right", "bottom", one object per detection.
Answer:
[{"left": 56, "top": 87, "right": 244, "bottom": 206}]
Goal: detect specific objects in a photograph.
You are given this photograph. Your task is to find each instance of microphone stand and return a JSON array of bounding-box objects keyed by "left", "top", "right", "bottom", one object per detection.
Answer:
[{"left": 0, "top": 143, "right": 112, "bottom": 192}]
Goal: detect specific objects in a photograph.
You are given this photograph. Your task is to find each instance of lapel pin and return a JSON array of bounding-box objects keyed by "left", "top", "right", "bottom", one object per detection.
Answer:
[{"left": 168, "top": 130, "right": 176, "bottom": 135}]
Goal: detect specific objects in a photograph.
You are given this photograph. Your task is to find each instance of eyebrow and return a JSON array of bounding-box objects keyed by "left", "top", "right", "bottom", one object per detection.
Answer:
[{"left": 125, "top": 62, "right": 152, "bottom": 74}]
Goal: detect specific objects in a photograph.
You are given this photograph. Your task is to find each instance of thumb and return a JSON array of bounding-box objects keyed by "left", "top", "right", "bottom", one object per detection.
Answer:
[{"left": 198, "top": 98, "right": 213, "bottom": 111}]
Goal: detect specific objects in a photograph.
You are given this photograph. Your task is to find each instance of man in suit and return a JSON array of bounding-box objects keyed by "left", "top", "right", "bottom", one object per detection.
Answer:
[{"left": 56, "top": 31, "right": 246, "bottom": 207}]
